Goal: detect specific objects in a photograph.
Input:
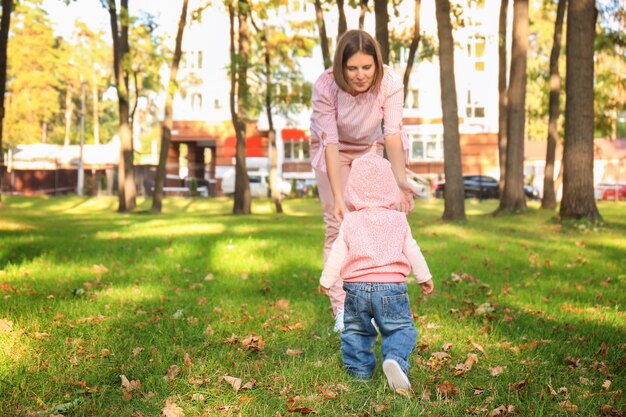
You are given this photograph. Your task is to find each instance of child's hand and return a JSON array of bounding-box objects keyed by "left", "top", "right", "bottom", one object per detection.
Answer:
[
  {"left": 318, "top": 285, "right": 330, "bottom": 296},
  {"left": 419, "top": 279, "right": 434, "bottom": 295}
]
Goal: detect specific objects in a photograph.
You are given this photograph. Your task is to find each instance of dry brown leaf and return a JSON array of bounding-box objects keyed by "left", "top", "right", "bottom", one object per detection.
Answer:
[
  {"left": 471, "top": 342, "right": 486, "bottom": 354},
  {"left": 559, "top": 401, "right": 578, "bottom": 412},
  {"left": 0, "top": 318, "right": 13, "bottom": 333},
  {"left": 287, "top": 349, "right": 303, "bottom": 357},
  {"left": 120, "top": 375, "right": 141, "bottom": 392},
  {"left": 287, "top": 407, "right": 318, "bottom": 415},
  {"left": 473, "top": 387, "right": 486, "bottom": 395},
  {"left": 596, "top": 343, "right": 610, "bottom": 357},
  {"left": 223, "top": 334, "right": 239, "bottom": 344},
  {"left": 436, "top": 381, "right": 459, "bottom": 398},
  {"left": 442, "top": 343, "right": 454, "bottom": 352},
  {"left": 601, "top": 380, "right": 612, "bottom": 391},
  {"left": 183, "top": 352, "right": 193, "bottom": 370},
  {"left": 317, "top": 387, "right": 337, "bottom": 399},
  {"left": 191, "top": 393, "right": 205, "bottom": 401},
  {"left": 508, "top": 379, "right": 528, "bottom": 391},
  {"left": 204, "top": 273, "right": 214, "bottom": 281},
  {"left": 465, "top": 353, "right": 479, "bottom": 369},
  {"left": 223, "top": 375, "right": 242, "bottom": 391},
  {"left": 165, "top": 365, "right": 180, "bottom": 382},
  {"left": 161, "top": 399, "right": 185, "bottom": 417},
  {"left": 242, "top": 379, "right": 257, "bottom": 390},
  {"left": 275, "top": 299, "right": 290, "bottom": 310},
  {"left": 490, "top": 366, "right": 505, "bottom": 376},
  {"left": 132, "top": 347, "right": 144, "bottom": 358},
  {"left": 421, "top": 388, "right": 432, "bottom": 401},
  {"left": 241, "top": 335, "right": 266, "bottom": 352},
  {"left": 488, "top": 404, "right": 521, "bottom": 416}
]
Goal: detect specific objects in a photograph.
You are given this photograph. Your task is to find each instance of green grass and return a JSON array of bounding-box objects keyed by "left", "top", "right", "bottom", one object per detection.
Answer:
[{"left": 0, "top": 196, "right": 624, "bottom": 416}]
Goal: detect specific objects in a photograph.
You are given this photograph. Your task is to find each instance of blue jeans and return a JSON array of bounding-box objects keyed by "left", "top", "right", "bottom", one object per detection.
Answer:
[{"left": 340, "top": 282, "right": 418, "bottom": 380}]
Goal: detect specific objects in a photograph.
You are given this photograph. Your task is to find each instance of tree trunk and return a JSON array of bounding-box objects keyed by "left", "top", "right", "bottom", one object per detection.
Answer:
[
  {"left": 64, "top": 83, "right": 72, "bottom": 146},
  {"left": 359, "top": 0, "right": 369, "bottom": 29},
  {"left": 497, "top": 0, "right": 508, "bottom": 195},
  {"left": 313, "top": 0, "right": 331, "bottom": 69},
  {"left": 337, "top": 0, "right": 347, "bottom": 41},
  {"left": 374, "top": 0, "right": 389, "bottom": 64},
  {"left": 231, "top": 0, "right": 251, "bottom": 215},
  {"left": 541, "top": 0, "right": 566, "bottom": 210},
  {"left": 559, "top": 0, "right": 601, "bottom": 222},
  {"left": 108, "top": 0, "right": 136, "bottom": 212},
  {"left": 152, "top": 0, "right": 188, "bottom": 213},
  {"left": 403, "top": 0, "right": 421, "bottom": 102},
  {"left": 0, "top": 0, "right": 12, "bottom": 206},
  {"left": 262, "top": 31, "right": 283, "bottom": 214},
  {"left": 497, "top": 0, "right": 528, "bottom": 214},
  {"left": 435, "top": 0, "right": 465, "bottom": 221}
]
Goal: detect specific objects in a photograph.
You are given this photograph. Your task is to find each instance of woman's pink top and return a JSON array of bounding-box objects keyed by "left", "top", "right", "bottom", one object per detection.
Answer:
[{"left": 309, "top": 65, "right": 409, "bottom": 172}]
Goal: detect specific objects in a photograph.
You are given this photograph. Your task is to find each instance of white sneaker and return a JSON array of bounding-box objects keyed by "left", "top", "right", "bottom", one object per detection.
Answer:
[
  {"left": 382, "top": 359, "right": 411, "bottom": 392},
  {"left": 333, "top": 309, "right": 345, "bottom": 333}
]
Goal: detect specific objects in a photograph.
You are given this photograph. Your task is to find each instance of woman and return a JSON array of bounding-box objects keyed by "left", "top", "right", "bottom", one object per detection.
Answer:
[{"left": 310, "top": 29, "right": 414, "bottom": 332}]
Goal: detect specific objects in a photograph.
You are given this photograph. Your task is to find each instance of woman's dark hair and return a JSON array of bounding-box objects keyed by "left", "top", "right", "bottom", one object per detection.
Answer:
[{"left": 332, "top": 29, "right": 384, "bottom": 93}]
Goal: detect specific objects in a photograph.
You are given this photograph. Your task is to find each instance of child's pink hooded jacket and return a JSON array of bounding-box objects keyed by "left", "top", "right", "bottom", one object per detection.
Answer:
[{"left": 320, "top": 153, "right": 432, "bottom": 288}]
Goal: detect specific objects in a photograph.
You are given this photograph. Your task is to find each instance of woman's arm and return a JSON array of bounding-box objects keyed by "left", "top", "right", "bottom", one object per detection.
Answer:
[
  {"left": 385, "top": 133, "right": 414, "bottom": 213},
  {"left": 325, "top": 143, "right": 346, "bottom": 222}
]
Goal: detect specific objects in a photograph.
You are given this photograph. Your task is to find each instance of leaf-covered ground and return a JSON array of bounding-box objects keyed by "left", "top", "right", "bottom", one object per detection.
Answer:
[{"left": 0, "top": 196, "right": 624, "bottom": 416}]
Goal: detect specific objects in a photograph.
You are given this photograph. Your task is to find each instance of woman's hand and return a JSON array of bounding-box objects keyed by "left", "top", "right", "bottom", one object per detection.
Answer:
[
  {"left": 333, "top": 199, "right": 347, "bottom": 223},
  {"left": 395, "top": 180, "right": 415, "bottom": 214}
]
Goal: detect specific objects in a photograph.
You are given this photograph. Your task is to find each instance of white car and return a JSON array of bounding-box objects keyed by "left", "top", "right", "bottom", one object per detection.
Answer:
[{"left": 220, "top": 170, "right": 292, "bottom": 197}]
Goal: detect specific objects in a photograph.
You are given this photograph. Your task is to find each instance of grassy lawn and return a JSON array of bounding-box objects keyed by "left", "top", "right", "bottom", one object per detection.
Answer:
[{"left": 0, "top": 196, "right": 624, "bottom": 417}]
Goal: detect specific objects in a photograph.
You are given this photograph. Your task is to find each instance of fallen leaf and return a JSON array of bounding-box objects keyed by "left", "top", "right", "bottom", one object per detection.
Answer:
[
  {"left": 473, "top": 387, "right": 485, "bottom": 395},
  {"left": 508, "top": 379, "right": 528, "bottom": 391},
  {"left": 161, "top": 399, "right": 185, "bottom": 417},
  {"left": 184, "top": 352, "right": 193, "bottom": 370},
  {"left": 559, "top": 401, "right": 578, "bottom": 412},
  {"left": 191, "top": 393, "right": 205, "bottom": 401},
  {"left": 465, "top": 353, "right": 479, "bottom": 369},
  {"left": 0, "top": 319, "right": 14, "bottom": 332},
  {"left": 287, "top": 349, "right": 303, "bottom": 357},
  {"left": 442, "top": 343, "right": 453, "bottom": 352},
  {"left": 488, "top": 404, "right": 521, "bottom": 416},
  {"left": 287, "top": 407, "right": 318, "bottom": 415},
  {"left": 471, "top": 342, "right": 486, "bottom": 354},
  {"left": 317, "top": 387, "right": 337, "bottom": 399},
  {"left": 490, "top": 366, "right": 505, "bottom": 376},
  {"left": 436, "top": 381, "right": 459, "bottom": 398},
  {"left": 204, "top": 273, "right": 214, "bottom": 281},
  {"left": 601, "top": 380, "right": 611, "bottom": 391},
  {"left": 165, "top": 365, "right": 180, "bottom": 382},
  {"left": 241, "top": 335, "right": 266, "bottom": 352},
  {"left": 132, "top": 347, "right": 144, "bottom": 357},
  {"left": 596, "top": 343, "right": 610, "bottom": 357},
  {"left": 275, "top": 299, "right": 290, "bottom": 310},
  {"left": 242, "top": 379, "right": 257, "bottom": 390},
  {"left": 222, "top": 375, "right": 242, "bottom": 391}
]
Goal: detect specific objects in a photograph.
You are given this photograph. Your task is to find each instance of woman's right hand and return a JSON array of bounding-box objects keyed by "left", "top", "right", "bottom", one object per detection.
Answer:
[{"left": 333, "top": 199, "right": 347, "bottom": 223}]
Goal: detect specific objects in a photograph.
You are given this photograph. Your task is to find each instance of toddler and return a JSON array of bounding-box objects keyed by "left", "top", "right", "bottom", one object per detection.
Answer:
[{"left": 319, "top": 153, "right": 434, "bottom": 392}]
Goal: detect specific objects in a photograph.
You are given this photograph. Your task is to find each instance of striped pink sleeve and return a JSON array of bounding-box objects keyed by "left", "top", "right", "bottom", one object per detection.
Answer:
[
  {"left": 310, "top": 72, "right": 339, "bottom": 171},
  {"left": 381, "top": 69, "right": 410, "bottom": 159}
]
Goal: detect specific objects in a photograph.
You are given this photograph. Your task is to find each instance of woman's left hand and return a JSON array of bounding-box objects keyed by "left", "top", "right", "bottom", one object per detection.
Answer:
[{"left": 396, "top": 180, "right": 415, "bottom": 214}]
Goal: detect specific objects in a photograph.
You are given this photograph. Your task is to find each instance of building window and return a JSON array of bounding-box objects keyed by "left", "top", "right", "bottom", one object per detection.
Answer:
[
  {"left": 191, "top": 93, "right": 203, "bottom": 110},
  {"left": 466, "top": 90, "right": 485, "bottom": 118},
  {"left": 409, "top": 133, "right": 443, "bottom": 161},
  {"left": 284, "top": 139, "right": 310, "bottom": 161},
  {"left": 467, "top": 35, "right": 486, "bottom": 72}
]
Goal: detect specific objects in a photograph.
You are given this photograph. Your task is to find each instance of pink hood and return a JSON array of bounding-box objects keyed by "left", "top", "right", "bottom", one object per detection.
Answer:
[{"left": 346, "top": 153, "right": 399, "bottom": 211}]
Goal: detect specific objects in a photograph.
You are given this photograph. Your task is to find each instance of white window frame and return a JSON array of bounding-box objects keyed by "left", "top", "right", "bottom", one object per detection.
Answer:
[
  {"left": 283, "top": 139, "right": 311, "bottom": 161},
  {"left": 409, "top": 133, "right": 444, "bottom": 161}
]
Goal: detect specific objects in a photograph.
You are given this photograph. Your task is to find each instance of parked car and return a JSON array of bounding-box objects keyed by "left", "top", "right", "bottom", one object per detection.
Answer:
[
  {"left": 220, "top": 170, "right": 291, "bottom": 197},
  {"left": 595, "top": 183, "right": 626, "bottom": 201},
  {"left": 434, "top": 175, "right": 499, "bottom": 199}
]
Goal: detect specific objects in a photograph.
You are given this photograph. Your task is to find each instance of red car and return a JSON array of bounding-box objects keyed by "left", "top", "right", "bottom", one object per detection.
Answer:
[{"left": 595, "top": 183, "right": 626, "bottom": 201}]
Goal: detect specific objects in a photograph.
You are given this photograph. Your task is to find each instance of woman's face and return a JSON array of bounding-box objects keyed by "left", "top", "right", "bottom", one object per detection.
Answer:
[{"left": 343, "top": 51, "right": 376, "bottom": 94}]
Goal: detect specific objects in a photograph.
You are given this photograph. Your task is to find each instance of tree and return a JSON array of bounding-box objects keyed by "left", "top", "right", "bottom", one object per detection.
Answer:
[
  {"left": 497, "top": 0, "right": 508, "bottom": 195},
  {"left": 559, "top": 0, "right": 601, "bottom": 222},
  {"left": 0, "top": 0, "right": 13, "bottom": 206},
  {"left": 151, "top": 0, "right": 188, "bottom": 213},
  {"left": 374, "top": 0, "right": 389, "bottom": 64},
  {"left": 228, "top": 0, "right": 251, "bottom": 215},
  {"left": 402, "top": 0, "right": 421, "bottom": 102},
  {"left": 541, "top": 0, "right": 566, "bottom": 210},
  {"left": 4, "top": 0, "right": 61, "bottom": 147},
  {"left": 497, "top": 0, "right": 528, "bottom": 214},
  {"left": 337, "top": 0, "right": 347, "bottom": 40},
  {"left": 103, "top": 0, "right": 136, "bottom": 212},
  {"left": 435, "top": 0, "right": 465, "bottom": 221},
  {"left": 313, "top": 0, "right": 331, "bottom": 69},
  {"left": 359, "top": 0, "right": 369, "bottom": 29}
]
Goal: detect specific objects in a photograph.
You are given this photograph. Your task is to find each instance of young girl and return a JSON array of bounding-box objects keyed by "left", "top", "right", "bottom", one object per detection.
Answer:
[{"left": 318, "top": 153, "right": 434, "bottom": 392}]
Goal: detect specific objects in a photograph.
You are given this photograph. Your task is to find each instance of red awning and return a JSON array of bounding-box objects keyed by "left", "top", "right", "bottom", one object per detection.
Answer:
[
  {"left": 223, "top": 136, "right": 265, "bottom": 157},
  {"left": 281, "top": 128, "right": 310, "bottom": 141}
]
